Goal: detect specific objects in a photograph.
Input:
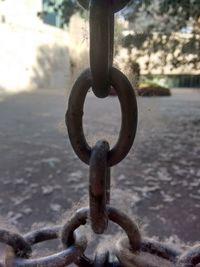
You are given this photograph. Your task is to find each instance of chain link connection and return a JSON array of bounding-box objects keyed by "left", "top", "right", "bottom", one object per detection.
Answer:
[
  {"left": 66, "top": 67, "right": 138, "bottom": 167},
  {"left": 1, "top": 220, "right": 200, "bottom": 267},
  {"left": 0, "top": 0, "right": 199, "bottom": 267}
]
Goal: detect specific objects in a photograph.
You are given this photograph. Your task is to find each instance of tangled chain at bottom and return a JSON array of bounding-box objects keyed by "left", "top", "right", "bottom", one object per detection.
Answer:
[{"left": 0, "top": 206, "right": 199, "bottom": 267}]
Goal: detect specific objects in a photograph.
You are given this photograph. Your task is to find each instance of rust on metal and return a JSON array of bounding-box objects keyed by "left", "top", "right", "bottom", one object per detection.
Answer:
[{"left": 66, "top": 67, "right": 138, "bottom": 167}]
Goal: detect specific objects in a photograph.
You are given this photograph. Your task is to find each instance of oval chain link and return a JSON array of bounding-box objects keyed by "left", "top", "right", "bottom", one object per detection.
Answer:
[
  {"left": 61, "top": 207, "right": 141, "bottom": 267},
  {"left": 0, "top": 229, "right": 32, "bottom": 258},
  {"left": 5, "top": 227, "right": 87, "bottom": 267},
  {"left": 66, "top": 67, "right": 138, "bottom": 167}
]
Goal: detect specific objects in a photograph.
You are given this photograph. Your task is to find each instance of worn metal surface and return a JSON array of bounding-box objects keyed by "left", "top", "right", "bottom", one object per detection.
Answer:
[
  {"left": 0, "top": 230, "right": 31, "bottom": 258},
  {"left": 89, "top": 140, "right": 109, "bottom": 234},
  {"left": 62, "top": 206, "right": 141, "bottom": 266},
  {"left": 6, "top": 246, "right": 84, "bottom": 267},
  {"left": 24, "top": 226, "right": 60, "bottom": 245},
  {"left": 5, "top": 226, "right": 87, "bottom": 267},
  {"left": 89, "top": 0, "right": 113, "bottom": 98},
  {"left": 177, "top": 245, "right": 200, "bottom": 267},
  {"left": 116, "top": 237, "right": 189, "bottom": 267},
  {"left": 66, "top": 67, "right": 138, "bottom": 166}
]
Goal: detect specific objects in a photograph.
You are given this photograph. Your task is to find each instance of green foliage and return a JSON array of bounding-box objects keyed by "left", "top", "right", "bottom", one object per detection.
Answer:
[
  {"left": 43, "top": 0, "right": 200, "bottom": 32},
  {"left": 182, "top": 35, "right": 199, "bottom": 54},
  {"left": 138, "top": 78, "right": 171, "bottom": 96},
  {"left": 122, "top": 34, "right": 148, "bottom": 49},
  {"left": 121, "top": 32, "right": 200, "bottom": 72},
  {"left": 125, "top": 0, "right": 200, "bottom": 33},
  {"left": 43, "top": 0, "right": 83, "bottom": 27}
]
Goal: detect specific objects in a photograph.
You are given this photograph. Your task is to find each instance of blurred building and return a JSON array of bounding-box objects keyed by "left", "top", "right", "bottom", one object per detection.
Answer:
[
  {"left": 0, "top": 0, "right": 70, "bottom": 93},
  {"left": 42, "top": 0, "right": 61, "bottom": 27},
  {"left": 0, "top": 0, "right": 42, "bottom": 26}
]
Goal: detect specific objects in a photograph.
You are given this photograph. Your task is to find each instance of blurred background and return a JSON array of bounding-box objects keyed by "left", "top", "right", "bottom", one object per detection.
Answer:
[
  {"left": 0, "top": 0, "right": 200, "bottom": 255},
  {"left": 0, "top": 0, "right": 199, "bottom": 94}
]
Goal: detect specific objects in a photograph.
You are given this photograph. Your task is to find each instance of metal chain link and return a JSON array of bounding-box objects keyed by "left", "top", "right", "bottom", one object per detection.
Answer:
[
  {"left": 0, "top": 1, "right": 199, "bottom": 267},
  {"left": 66, "top": 67, "right": 138, "bottom": 166},
  {"left": 89, "top": 0, "right": 113, "bottom": 97},
  {"left": 89, "top": 140, "right": 109, "bottom": 234}
]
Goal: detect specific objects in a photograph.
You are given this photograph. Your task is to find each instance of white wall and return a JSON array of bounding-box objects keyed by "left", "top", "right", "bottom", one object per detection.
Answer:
[
  {"left": 0, "top": 0, "right": 72, "bottom": 94},
  {"left": 0, "top": 22, "right": 70, "bottom": 93},
  {"left": 0, "top": 0, "right": 42, "bottom": 25}
]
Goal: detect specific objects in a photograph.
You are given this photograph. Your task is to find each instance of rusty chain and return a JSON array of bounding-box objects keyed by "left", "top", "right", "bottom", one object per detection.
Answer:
[{"left": 1, "top": 0, "right": 200, "bottom": 267}]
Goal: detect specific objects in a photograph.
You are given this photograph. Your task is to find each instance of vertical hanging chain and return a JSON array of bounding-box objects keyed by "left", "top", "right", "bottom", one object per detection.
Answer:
[
  {"left": 0, "top": 1, "right": 199, "bottom": 267},
  {"left": 66, "top": 0, "right": 138, "bottom": 236},
  {"left": 65, "top": 1, "right": 141, "bottom": 263}
]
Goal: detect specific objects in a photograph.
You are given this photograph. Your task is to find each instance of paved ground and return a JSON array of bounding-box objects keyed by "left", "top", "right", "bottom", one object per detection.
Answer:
[{"left": 0, "top": 88, "right": 199, "bottom": 249}]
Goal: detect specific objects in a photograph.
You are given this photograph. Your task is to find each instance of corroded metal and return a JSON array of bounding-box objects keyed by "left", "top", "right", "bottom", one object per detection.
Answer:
[
  {"left": 0, "top": 229, "right": 32, "bottom": 258},
  {"left": 1, "top": 225, "right": 200, "bottom": 267},
  {"left": 6, "top": 247, "right": 85, "bottom": 267},
  {"left": 5, "top": 227, "right": 87, "bottom": 267},
  {"left": 89, "top": 140, "right": 109, "bottom": 234},
  {"left": 24, "top": 226, "right": 61, "bottom": 245},
  {"left": 89, "top": 0, "right": 113, "bottom": 98},
  {"left": 61, "top": 206, "right": 141, "bottom": 267},
  {"left": 141, "top": 238, "right": 181, "bottom": 262},
  {"left": 177, "top": 245, "right": 200, "bottom": 267},
  {"left": 66, "top": 67, "right": 138, "bottom": 167},
  {"left": 77, "top": 0, "right": 129, "bottom": 98}
]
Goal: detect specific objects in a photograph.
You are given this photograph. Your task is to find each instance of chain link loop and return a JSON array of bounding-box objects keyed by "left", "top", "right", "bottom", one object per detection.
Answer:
[
  {"left": 5, "top": 227, "right": 86, "bottom": 267},
  {"left": 0, "top": 229, "right": 32, "bottom": 258},
  {"left": 0, "top": 226, "right": 199, "bottom": 267},
  {"left": 77, "top": 0, "right": 130, "bottom": 97},
  {"left": 177, "top": 245, "right": 200, "bottom": 267},
  {"left": 141, "top": 238, "right": 181, "bottom": 263},
  {"left": 24, "top": 226, "right": 60, "bottom": 245},
  {"left": 66, "top": 67, "right": 138, "bottom": 166},
  {"left": 61, "top": 207, "right": 141, "bottom": 266},
  {"left": 6, "top": 246, "right": 85, "bottom": 267},
  {"left": 116, "top": 237, "right": 180, "bottom": 267}
]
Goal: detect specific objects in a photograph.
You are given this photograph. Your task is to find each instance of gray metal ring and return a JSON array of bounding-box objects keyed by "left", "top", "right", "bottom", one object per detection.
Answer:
[
  {"left": 61, "top": 206, "right": 141, "bottom": 267},
  {"left": 5, "top": 228, "right": 87, "bottom": 267},
  {"left": 116, "top": 237, "right": 181, "bottom": 267},
  {"left": 66, "top": 67, "right": 138, "bottom": 167},
  {"left": 176, "top": 245, "right": 200, "bottom": 267},
  {"left": 24, "top": 226, "right": 61, "bottom": 245},
  {"left": 6, "top": 246, "right": 85, "bottom": 267},
  {"left": 141, "top": 238, "right": 181, "bottom": 263},
  {"left": 77, "top": 0, "right": 131, "bottom": 13}
]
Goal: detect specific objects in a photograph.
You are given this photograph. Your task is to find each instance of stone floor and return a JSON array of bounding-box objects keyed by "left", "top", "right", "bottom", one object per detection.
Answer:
[{"left": 0, "top": 88, "right": 199, "bottom": 247}]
